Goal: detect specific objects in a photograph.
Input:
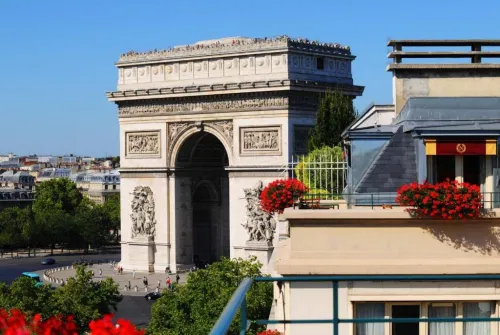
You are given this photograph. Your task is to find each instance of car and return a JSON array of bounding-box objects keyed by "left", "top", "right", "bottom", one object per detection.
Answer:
[
  {"left": 145, "top": 292, "right": 161, "bottom": 301},
  {"left": 41, "top": 258, "right": 56, "bottom": 265},
  {"left": 21, "top": 272, "right": 44, "bottom": 287}
]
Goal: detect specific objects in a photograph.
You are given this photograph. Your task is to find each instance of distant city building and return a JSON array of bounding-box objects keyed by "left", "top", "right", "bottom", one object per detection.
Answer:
[
  {"left": 0, "top": 153, "right": 17, "bottom": 163},
  {"left": 38, "top": 156, "right": 58, "bottom": 164},
  {"left": 0, "top": 170, "right": 35, "bottom": 190},
  {"left": 37, "top": 168, "right": 72, "bottom": 182},
  {"left": 71, "top": 170, "right": 120, "bottom": 204},
  {"left": 61, "top": 156, "right": 77, "bottom": 164},
  {"left": 81, "top": 157, "right": 95, "bottom": 164}
]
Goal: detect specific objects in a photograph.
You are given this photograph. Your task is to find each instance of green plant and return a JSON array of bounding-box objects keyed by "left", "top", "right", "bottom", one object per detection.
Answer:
[
  {"left": 308, "top": 89, "right": 357, "bottom": 150},
  {"left": 294, "top": 146, "right": 344, "bottom": 195},
  {"left": 148, "top": 257, "right": 272, "bottom": 335}
]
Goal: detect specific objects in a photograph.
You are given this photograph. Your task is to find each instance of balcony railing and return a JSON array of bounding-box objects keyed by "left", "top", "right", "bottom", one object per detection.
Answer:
[
  {"left": 296, "top": 192, "right": 500, "bottom": 209},
  {"left": 209, "top": 274, "right": 500, "bottom": 335}
]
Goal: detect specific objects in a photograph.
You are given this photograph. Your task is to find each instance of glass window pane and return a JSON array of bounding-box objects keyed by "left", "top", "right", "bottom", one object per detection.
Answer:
[
  {"left": 429, "top": 305, "right": 455, "bottom": 335},
  {"left": 355, "top": 303, "right": 384, "bottom": 335},
  {"left": 463, "top": 302, "right": 492, "bottom": 335}
]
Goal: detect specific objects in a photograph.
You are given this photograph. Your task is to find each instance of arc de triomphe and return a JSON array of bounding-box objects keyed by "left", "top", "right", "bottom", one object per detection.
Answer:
[{"left": 107, "top": 36, "right": 363, "bottom": 273}]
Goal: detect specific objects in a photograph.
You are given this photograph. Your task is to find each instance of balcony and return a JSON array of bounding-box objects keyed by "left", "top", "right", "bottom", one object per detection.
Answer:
[{"left": 210, "top": 207, "right": 500, "bottom": 335}]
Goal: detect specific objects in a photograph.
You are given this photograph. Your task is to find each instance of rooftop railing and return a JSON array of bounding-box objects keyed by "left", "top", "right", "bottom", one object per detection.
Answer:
[
  {"left": 210, "top": 274, "right": 500, "bottom": 335},
  {"left": 296, "top": 192, "right": 500, "bottom": 210}
]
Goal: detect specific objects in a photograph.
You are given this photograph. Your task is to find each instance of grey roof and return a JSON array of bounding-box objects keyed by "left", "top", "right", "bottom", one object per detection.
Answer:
[{"left": 354, "top": 126, "right": 418, "bottom": 193}]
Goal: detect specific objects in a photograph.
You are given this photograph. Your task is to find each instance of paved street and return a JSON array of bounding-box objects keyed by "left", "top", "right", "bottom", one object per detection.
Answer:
[
  {"left": 0, "top": 254, "right": 155, "bottom": 327},
  {"left": 43, "top": 264, "right": 188, "bottom": 296}
]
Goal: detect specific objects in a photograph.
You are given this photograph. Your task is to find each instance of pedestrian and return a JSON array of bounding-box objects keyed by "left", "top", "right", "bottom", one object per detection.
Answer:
[
  {"left": 99, "top": 269, "right": 102, "bottom": 276},
  {"left": 128, "top": 281, "right": 131, "bottom": 290},
  {"left": 132, "top": 270, "right": 136, "bottom": 278},
  {"left": 166, "top": 276, "right": 171, "bottom": 289},
  {"left": 176, "top": 274, "right": 180, "bottom": 285},
  {"left": 157, "top": 279, "right": 161, "bottom": 288}
]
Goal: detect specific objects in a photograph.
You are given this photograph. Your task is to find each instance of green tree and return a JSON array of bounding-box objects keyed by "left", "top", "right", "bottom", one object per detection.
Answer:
[
  {"left": 295, "top": 146, "right": 344, "bottom": 196},
  {"left": 0, "top": 276, "right": 54, "bottom": 318},
  {"left": 20, "top": 207, "right": 41, "bottom": 257},
  {"left": 102, "top": 194, "right": 120, "bottom": 243},
  {"left": 308, "top": 89, "right": 357, "bottom": 151},
  {"left": 148, "top": 257, "right": 272, "bottom": 335},
  {"left": 53, "top": 266, "right": 122, "bottom": 330},
  {"left": 32, "top": 178, "right": 83, "bottom": 216},
  {"left": 74, "top": 205, "right": 109, "bottom": 251},
  {"left": 0, "top": 207, "right": 27, "bottom": 256},
  {"left": 35, "top": 209, "right": 72, "bottom": 254}
]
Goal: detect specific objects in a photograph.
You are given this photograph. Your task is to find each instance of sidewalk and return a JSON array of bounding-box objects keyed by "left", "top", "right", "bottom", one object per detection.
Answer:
[
  {"left": 0, "top": 247, "right": 120, "bottom": 260},
  {"left": 40, "top": 264, "right": 189, "bottom": 296}
]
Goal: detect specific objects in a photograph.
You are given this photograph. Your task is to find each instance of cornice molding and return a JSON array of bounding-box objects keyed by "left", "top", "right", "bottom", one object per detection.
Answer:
[
  {"left": 117, "top": 36, "right": 352, "bottom": 64},
  {"left": 107, "top": 80, "right": 364, "bottom": 103}
]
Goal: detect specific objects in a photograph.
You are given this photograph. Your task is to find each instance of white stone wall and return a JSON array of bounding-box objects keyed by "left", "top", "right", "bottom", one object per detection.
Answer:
[
  {"left": 120, "top": 175, "right": 168, "bottom": 272},
  {"left": 284, "top": 280, "right": 500, "bottom": 335},
  {"left": 119, "top": 122, "right": 167, "bottom": 169}
]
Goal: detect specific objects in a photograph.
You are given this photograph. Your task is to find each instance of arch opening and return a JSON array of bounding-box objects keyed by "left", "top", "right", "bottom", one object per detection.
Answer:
[{"left": 174, "top": 131, "right": 230, "bottom": 268}]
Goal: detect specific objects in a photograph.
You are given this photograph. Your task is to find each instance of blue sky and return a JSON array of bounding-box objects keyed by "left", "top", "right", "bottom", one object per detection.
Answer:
[{"left": 1, "top": 0, "right": 499, "bottom": 157}]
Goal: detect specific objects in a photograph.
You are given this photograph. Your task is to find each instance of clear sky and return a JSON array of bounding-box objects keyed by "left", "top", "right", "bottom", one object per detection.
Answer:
[{"left": 1, "top": 0, "right": 499, "bottom": 157}]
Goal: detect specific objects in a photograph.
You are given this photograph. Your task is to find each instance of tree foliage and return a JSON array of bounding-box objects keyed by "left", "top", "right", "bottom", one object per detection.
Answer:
[
  {"left": 148, "top": 257, "right": 272, "bottom": 335},
  {"left": 53, "top": 266, "right": 122, "bottom": 329},
  {"left": 32, "top": 178, "right": 83, "bottom": 216},
  {"left": 308, "top": 89, "right": 357, "bottom": 150},
  {"left": 0, "top": 266, "right": 122, "bottom": 331},
  {"left": 0, "top": 178, "right": 120, "bottom": 253}
]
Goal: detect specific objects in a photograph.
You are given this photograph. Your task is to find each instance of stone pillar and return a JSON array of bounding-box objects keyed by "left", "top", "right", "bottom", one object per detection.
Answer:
[
  {"left": 128, "top": 236, "right": 155, "bottom": 273},
  {"left": 244, "top": 241, "right": 274, "bottom": 274}
]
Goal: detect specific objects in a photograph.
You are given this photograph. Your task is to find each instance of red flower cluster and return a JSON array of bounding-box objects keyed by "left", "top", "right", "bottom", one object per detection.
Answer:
[
  {"left": 396, "top": 179, "right": 482, "bottom": 220},
  {"left": 0, "top": 309, "right": 144, "bottom": 335},
  {"left": 260, "top": 179, "right": 308, "bottom": 214},
  {"left": 258, "top": 330, "right": 283, "bottom": 335}
]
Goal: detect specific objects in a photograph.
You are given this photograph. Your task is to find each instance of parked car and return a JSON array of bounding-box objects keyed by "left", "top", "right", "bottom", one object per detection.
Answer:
[
  {"left": 145, "top": 292, "right": 161, "bottom": 301},
  {"left": 22, "top": 272, "right": 44, "bottom": 287},
  {"left": 41, "top": 258, "right": 56, "bottom": 265}
]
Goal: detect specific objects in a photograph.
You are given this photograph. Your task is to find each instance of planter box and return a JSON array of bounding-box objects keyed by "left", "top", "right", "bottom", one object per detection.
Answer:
[{"left": 276, "top": 208, "right": 500, "bottom": 275}]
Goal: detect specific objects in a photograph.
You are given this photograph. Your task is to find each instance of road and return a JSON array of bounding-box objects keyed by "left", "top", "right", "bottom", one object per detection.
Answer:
[{"left": 0, "top": 254, "right": 154, "bottom": 327}]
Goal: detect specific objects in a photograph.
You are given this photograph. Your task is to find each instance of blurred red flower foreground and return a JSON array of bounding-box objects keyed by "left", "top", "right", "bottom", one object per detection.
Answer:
[
  {"left": 0, "top": 309, "right": 144, "bottom": 335},
  {"left": 396, "top": 179, "right": 482, "bottom": 220},
  {"left": 257, "top": 330, "right": 283, "bottom": 335},
  {"left": 260, "top": 179, "right": 308, "bottom": 214}
]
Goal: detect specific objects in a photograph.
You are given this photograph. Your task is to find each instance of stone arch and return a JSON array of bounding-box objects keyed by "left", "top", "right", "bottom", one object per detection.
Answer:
[{"left": 169, "top": 123, "right": 233, "bottom": 167}]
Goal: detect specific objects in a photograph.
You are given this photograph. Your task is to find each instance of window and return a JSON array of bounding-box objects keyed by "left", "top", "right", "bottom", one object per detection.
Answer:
[
  {"left": 354, "top": 301, "right": 494, "bottom": 335},
  {"left": 429, "top": 304, "right": 455, "bottom": 335},
  {"left": 355, "top": 303, "right": 384, "bottom": 335},
  {"left": 392, "top": 305, "right": 419, "bottom": 335},
  {"left": 463, "top": 302, "right": 492, "bottom": 335},
  {"left": 316, "top": 57, "right": 324, "bottom": 70}
]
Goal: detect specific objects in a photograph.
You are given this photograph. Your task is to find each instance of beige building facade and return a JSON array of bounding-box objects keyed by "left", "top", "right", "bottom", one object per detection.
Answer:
[
  {"left": 270, "top": 40, "right": 500, "bottom": 335},
  {"left": 107, "top": 36, "right": 363, "bottom": 273}
]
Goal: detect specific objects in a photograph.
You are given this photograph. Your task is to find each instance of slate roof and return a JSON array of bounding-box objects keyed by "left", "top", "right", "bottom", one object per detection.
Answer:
[{"left": 354, "top": 126, "right": 418, "bottom": 193}]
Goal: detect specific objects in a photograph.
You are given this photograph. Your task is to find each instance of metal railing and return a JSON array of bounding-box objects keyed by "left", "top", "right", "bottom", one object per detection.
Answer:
[
  {"left": 281, "top": 154, "right": 347, "bottom": 198},
  {"left": 210, "top": 274, "right": 500, "bottom": 335},
  {"left": 296, "top": 192, "right": 500, "bottom": 209}
]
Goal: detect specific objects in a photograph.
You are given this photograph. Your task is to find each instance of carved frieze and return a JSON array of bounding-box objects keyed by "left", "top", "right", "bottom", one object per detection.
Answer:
[
  {"left": 168, "top": 122, "right": 191, "bottom": 153},
  {"left": 240, "top": 126, "right": 281, "bottom": 156},
  {"left": 126, "top": 131, "right": 161, "bottom": 158},
  {"left": 130, "top": 186, "right": 156, "bottom": 238},
  {"left": 209, "top": 120, "right": 233, "bottom": 151},
  {"left": 118, "top": 94, "right": 289, "bottom": 117}
]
